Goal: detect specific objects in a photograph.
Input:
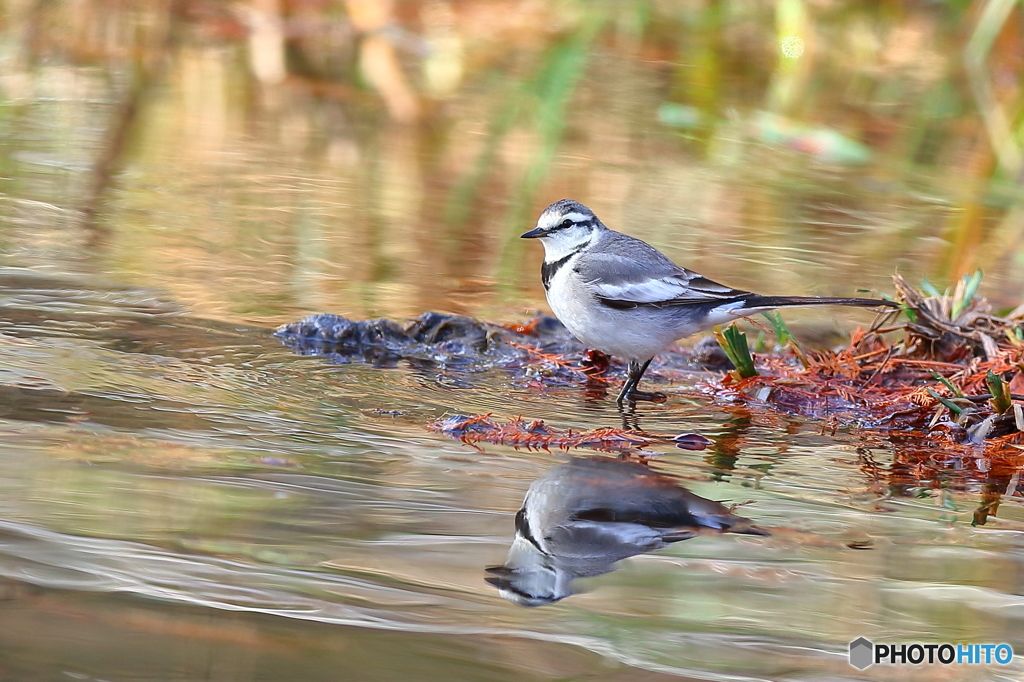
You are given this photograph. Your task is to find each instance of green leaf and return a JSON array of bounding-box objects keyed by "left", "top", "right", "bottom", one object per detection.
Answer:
[
  {"left": 952, "top": 269, "right": 983, "bottom": 319},
  {"left": 986, "top": 370, "right": 1012, "bottom": 414},
  {"left": 921, "top": 276, "right": 942, "bottom": 298},
  {"left": 761, "top": 310, "right": 792, "bottom": 346},
  {"left": 929, "top": 370, "right": 964, "bottom": 398},
  {"left": 926, "top": 389, "right": 964, "bottom": 415},
  {"left": 714, "top": 324, "right": 759, "bottom": 379}
]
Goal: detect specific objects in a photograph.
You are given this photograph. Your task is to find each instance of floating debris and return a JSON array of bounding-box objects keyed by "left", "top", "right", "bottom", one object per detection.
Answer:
[
  {"left": 429, "top": 414, "right": 712, "bottom": 453},
  {"left": 672, "top": 433, "right": 713, "bottom": 451},
  {"left": 368, "top": 408, "right": 404, "bottom": 417},
  {"left": 428, "top": 414, "right": 658, "bottom": 452}
]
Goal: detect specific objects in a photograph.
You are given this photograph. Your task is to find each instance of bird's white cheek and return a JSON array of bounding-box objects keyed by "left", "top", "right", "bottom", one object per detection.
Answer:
[{"left": 539, "top": 232, "right": 591, "bottom": 261}]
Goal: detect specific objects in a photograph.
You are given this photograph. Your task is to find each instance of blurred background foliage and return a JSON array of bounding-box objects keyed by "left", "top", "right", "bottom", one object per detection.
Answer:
[{"left": 1, "top": 0, "right": 1023, "bottom": 324}]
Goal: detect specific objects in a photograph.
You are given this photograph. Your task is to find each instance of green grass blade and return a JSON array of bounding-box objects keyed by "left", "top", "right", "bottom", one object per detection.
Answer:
[
  {"left": 926, "top": 389, "right": 964, "bottom": 415},
  {"left": 714, "top": 324, "right": 758, "bottom": 379},
  {"left": 921, "top": 276, "right": 942, "bottom": 298},
  {"left": 929, "top": 370, "right": 965, "bottom": 398},
  {"left": 986, "top": 370, "right": 1012, "bottom": 414},
  {"left": 761, "top": 310, "right": 792, "bottom": 346},
  {"left": 952, "top": 269, "right": 983, "bottom": 318}
]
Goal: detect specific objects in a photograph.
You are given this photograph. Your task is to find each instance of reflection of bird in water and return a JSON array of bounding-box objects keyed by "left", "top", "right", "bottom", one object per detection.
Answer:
[{"left": 486, "top": 456, "right": 768, "bottom": 606}]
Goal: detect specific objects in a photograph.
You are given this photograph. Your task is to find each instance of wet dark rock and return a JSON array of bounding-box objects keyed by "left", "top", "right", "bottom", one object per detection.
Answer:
[
  {"left": 274, "top": 311, "right": 710, "bottom": 384},
  {"left": 275, "top": 314, "right": 408, "bottom": 359},
  {"left": 404, "top": 312, "right": 494, "bottom": 350},
  {"left": 521, "top": 315, "right": 569, "bottom": 336},
  {"left": 275, "top": 312, "right": 583, "bottom": 368}
]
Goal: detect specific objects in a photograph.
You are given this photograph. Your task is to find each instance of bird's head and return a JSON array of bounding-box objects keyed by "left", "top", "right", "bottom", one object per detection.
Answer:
[
  {"left": 484, "top": 534, "right": 572, "bottom": 607},
  {"left": 521, "top": 199, "right": 605, "bottom": 260}
]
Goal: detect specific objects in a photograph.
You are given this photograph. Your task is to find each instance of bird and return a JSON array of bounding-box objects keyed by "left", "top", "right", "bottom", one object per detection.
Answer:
[
  {"left": 521, "top": 199, "right": 897, "bottom": 406},
  {"left": 485, "top": 456, "right": 766, "bottom": 606}
]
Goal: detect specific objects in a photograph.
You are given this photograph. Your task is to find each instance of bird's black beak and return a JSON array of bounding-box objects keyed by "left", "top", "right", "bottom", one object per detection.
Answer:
[{"left": 520, "top": 227, "right": 546, "bottom": 239}]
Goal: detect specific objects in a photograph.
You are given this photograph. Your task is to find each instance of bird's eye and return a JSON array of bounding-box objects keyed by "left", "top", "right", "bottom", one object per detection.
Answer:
[{"left": 559, "top": 219, "right": 573, "bottom": 228}]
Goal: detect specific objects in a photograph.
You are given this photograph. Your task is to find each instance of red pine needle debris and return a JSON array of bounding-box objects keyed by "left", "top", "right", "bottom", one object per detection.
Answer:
[
  {"left": 500, "top": 318, "right": 545, "bottom": 335},
  {"left": 507, "top": 341, "right": 607, "bottom": 378},
  {"left": 702, "top": 274, "right": 1024, "bottom": 512},
  {"left": 428, "top": 414, "right": 655, "bottom": 452}
]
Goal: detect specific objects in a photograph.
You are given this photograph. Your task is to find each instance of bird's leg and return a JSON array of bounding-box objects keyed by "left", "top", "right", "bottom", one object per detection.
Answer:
[
  {"left": 615, "top": 358, "right": 666, "bottom": 407},
  {"left": 615, "top": 359, "right": 642, "bottom": 406}
]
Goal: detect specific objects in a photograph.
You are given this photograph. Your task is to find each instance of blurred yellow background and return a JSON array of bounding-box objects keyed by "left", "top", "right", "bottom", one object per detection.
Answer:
[{"left": 2, "top": 0, "right": 1023, "bottom": 324}]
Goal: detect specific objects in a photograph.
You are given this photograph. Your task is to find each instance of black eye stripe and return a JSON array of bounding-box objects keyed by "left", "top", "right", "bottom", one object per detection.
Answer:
[
  {"left": 551, "top": 218, "right": 586, "bottom": 231},
  {"left": 543, "top": 216, "right": 593, "bottom": 232}
]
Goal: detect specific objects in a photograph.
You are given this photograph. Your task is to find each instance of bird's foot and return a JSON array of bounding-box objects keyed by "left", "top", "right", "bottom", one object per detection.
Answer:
[{"left": 624, "top": 390, "right": 666, "bottom": 403}]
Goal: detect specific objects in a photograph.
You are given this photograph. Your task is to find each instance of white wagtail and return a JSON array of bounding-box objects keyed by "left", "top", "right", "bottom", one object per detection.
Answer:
[{"left": 521, "top": 199, "right": 896, "bottom": 406}]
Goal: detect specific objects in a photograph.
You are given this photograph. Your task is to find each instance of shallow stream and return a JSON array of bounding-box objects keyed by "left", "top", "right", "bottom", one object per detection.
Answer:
[{"left": 2, "top": 2, "right": 1024, "bottom": 680}]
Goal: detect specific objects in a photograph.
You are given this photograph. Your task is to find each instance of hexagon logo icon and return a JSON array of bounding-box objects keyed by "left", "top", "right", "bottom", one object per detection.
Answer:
[{"left": 849, "top": 637, "right": 874, "bottom": 670}]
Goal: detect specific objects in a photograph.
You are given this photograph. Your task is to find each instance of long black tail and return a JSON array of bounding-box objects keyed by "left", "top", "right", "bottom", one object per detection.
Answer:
[{"left": 741, "top": 295, "right": 897, "bottom": 311}]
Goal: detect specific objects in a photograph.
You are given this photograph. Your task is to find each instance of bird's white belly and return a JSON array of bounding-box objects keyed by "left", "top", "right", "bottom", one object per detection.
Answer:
[{"left": 546, "top": 268, "right": 679, "bottom": 361}]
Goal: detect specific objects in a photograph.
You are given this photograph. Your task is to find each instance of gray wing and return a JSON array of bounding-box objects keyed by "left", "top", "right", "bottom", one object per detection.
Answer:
[
  {"left": 574, "top": 232, "right": 750, "bottom": 307},
  {"left": 546, "top": 520, "right": 666, "bottom": 558}
]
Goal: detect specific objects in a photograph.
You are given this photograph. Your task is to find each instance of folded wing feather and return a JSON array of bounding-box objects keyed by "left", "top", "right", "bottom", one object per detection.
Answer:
[{"left": 574, "top": 248, "right": 750, "bottom": 308}]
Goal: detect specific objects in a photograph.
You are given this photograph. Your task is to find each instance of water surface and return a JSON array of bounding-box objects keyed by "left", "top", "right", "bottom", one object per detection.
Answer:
[{"left": 1, "top": 2, "right": 1024, "bottom": 680}]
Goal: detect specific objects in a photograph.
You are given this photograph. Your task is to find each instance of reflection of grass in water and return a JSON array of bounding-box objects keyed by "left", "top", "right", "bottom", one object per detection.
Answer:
[
  {"left": 438, "top": 11, "right": 607, "bottom": 291},
  {"left": 496, "top": 12, "right": 606, "bottom": 290},
  {"left": 440, "top": 76, "right": 521, "bottom": 245}
]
